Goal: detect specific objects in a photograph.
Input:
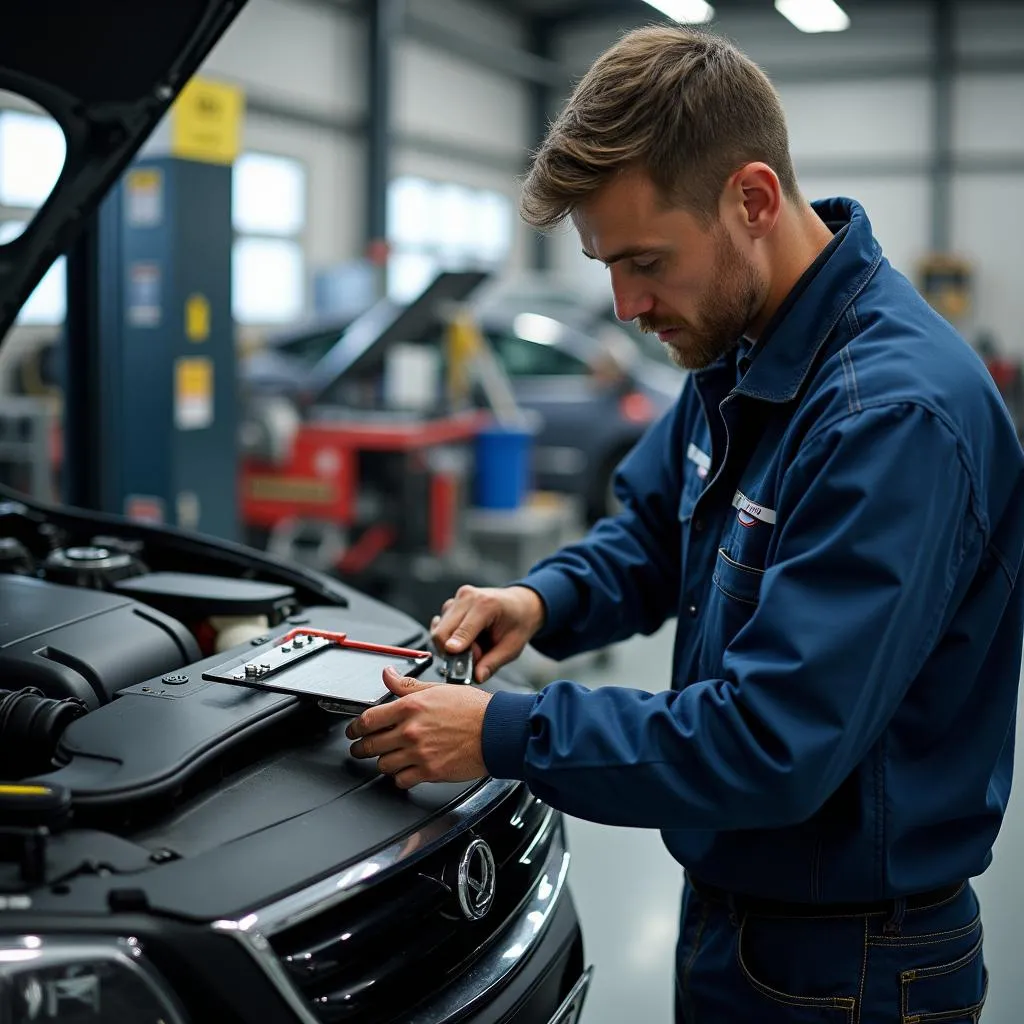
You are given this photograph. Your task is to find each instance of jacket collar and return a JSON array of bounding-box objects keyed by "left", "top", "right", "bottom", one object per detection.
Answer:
[{"left": 719, "top": 197, "right": 883, "bottom": 405}]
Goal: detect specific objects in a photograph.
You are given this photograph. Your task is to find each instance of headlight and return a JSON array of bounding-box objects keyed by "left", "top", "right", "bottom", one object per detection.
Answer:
[{"left": 0, "top": 936, "right": 186, "bottom": 1023}]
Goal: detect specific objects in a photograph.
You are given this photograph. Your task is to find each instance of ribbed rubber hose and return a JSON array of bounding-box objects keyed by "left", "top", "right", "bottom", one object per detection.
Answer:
[{"left": 0, "top": 688, "right": 87, "bottom": 777}]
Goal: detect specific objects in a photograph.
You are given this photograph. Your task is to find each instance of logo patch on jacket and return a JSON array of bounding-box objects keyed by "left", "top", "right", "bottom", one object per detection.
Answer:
[
  {"left": 687, "top": 443, "right": 711, "bottom": 480},
  {"left": 732, "top": 491, "right": 776, "bottom": 528}
]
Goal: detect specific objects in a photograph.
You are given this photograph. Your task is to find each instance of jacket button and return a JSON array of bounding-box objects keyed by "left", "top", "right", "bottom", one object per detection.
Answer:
[
  {"left": 688, "top": 604, "right": 699, "bottom": 618},
  {"left": 693, "top": 518, "right": 705, "bottom": 532}
]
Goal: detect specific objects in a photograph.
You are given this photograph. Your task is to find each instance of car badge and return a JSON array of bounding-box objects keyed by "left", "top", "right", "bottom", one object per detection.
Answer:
[{"left": 457, "top": 838, "right": 496, "bottom": 920}]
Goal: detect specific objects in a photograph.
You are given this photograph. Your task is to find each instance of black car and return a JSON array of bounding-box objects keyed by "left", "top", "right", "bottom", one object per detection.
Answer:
[{"left": 0, "top": 5, "right": 588, "bottom": 1024}]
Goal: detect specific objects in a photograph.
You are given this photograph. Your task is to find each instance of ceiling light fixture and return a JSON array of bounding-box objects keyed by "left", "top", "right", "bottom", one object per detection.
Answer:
[
  {"left": 775, "top": 0, "right": 850, "bottom": 33},
  {"left": 642, "top": 0, "right": 715, "bottom": 25}
]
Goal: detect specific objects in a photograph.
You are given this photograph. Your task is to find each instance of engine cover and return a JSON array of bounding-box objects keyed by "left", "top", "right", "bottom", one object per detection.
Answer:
[{"left": 0, "top": 575, "right": 200, "bottom": 707}]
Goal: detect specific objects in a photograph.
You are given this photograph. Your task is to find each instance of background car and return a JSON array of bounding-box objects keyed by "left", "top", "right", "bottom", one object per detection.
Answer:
[{"left": 243, "top": 286, "right": 685, "bottom": 522}]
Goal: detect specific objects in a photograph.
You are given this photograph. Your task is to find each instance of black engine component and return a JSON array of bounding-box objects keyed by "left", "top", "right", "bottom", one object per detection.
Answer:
[
  {"left": 0, "top": 688, "right": 87, "bottom": 778},
  {"left": 114, "top": 571, "right": 296, "bottom": 623},
  {"left": 42, "top": 546, "right": 147, "bottom": 589},
  {"left": 0, "top": 536, "right": 34, "bottom": 575},
  {"left": 0, "top": 576, "right": 200, "bottom": 707}
]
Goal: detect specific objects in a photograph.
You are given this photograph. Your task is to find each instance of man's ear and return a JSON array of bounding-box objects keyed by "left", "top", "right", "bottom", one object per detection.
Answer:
[{"left": 722, "top": 162, "right": 782, "bottom": 241}]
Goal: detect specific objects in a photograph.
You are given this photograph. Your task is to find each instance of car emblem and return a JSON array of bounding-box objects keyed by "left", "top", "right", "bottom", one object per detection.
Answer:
[{"left": 457, "top": 838, "right": 496, "bottom": 921}]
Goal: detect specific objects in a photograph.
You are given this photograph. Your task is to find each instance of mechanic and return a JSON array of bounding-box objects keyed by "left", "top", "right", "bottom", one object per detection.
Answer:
[{"left": 348, "top": 25, "right": 1024, "bottom": 1021}]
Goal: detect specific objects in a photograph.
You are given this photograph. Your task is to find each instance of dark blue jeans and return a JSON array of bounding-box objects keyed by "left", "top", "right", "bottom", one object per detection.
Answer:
[{"left": 675, "top": 878, "right": 987, "bottom": 1023}]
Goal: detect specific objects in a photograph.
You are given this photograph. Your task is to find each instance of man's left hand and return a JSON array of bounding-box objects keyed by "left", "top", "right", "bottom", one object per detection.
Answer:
[{"left": 346, "top": 667, "right": 493, "bottom": 789}]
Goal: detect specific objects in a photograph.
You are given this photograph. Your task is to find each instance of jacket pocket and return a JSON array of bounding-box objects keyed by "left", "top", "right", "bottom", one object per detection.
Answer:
[
  {"left": 900, "top": 933, "right": 987, "bottom": 1023},
  {"left": 712, "top": 547, "right": 764, "bottom": 606},
  {"left": 698, "top": 549, "right": 764, "bottom": 679}
]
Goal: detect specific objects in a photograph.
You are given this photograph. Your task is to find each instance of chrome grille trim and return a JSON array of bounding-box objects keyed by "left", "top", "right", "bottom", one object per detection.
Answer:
[
  {"left": 215, "top": 825, "right": 569, "bottom": 1024},
  {"left": 213, "top": 777, "right": 516, "bottom": 938},
  {"left": 211, "top": 779, "right": 573, "bottom": 1024}
]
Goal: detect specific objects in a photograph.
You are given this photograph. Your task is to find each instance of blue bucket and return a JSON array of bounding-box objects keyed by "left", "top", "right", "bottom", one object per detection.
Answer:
[{"left": 474, "top": 425, "right": 533, "bottom": 510}]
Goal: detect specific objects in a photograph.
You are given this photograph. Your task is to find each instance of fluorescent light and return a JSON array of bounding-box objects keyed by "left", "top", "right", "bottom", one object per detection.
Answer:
[
  {"left": 775, "top": 0, "right": 850, "bottom": 33},
  {"left": 642, "top": 0, "right": 715, "bottom": 25}
]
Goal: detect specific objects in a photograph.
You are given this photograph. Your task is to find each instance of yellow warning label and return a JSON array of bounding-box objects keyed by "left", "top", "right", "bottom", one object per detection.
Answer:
[
  {"left": 175, "top": 357, "right": 214, "bottom": 431},
  {"left": 171, "top": 77, "right": 244, "bottom": 165},
  {"left": 0, "top": 784, "right": 51, "bottom": 796},
  {"left": 125, "top": 168, "right": 163, "bottom": 227},
  {"left": 185, "top": 294, "right": 211, "bottom": 342}
]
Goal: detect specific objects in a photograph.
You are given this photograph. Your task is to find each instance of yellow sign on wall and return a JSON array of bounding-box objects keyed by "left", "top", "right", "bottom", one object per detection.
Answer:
[
  {"left": 175, "top": 357, "right": 214, "bottom": 431},
  {"left": 171, "top": 77, "right": 243, "bottom": 165},
  {"left": 185, "top": 294, "right": 211, "bottom": 342}
]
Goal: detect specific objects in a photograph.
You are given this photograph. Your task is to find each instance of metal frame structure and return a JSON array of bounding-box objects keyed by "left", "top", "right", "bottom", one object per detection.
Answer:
[{"left": 351, "top": 0, "right": 1024, "bottom": 273}]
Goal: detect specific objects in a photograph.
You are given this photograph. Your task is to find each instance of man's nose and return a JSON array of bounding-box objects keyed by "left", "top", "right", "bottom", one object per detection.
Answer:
[{"left": 610, "top": 268, "right": 654, "bottom": 324}]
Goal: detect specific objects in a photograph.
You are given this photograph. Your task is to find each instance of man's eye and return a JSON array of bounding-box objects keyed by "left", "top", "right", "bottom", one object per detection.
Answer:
[{"left": 632, "top": 259, "right": 660, "bottom": 275}]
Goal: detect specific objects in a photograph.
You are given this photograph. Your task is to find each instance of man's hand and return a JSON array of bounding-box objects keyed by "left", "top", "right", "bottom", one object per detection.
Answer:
[
  {"left": 431, "top": 585, "right": 545, "bottom": 683},
  {"left": 346, "top": 666, "right": 494, "bottom": 789}
]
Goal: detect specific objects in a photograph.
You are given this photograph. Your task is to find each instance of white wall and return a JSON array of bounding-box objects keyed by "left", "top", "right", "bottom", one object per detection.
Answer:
[
  {"left": 951, "top": 3, "right": 1024, "bottom": 353},
  {"left": 393, "top": 0, "right": 532, "bottom": 275},
  {"left": 196, "top": 0, "right": 368, "bottom": 287},
  {"left": 192, "top": 0, "right": 532, "bottom": 295}
]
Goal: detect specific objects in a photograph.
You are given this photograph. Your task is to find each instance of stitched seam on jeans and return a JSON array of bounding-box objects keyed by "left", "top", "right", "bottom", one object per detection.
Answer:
[
  {"left": 901, "top": 991, "right": 988, "bottom": 1024},
  {"left": 903, "top": 931, "right": 983, "bottom": 980},
  {"left": 908, "top": 1001, "right": 988, "bottom": 1024},
  {"left": 867, "top": 915, "right": 980, "bottom": 947},
  {"left": 736, "top": 915, "right": 858, "bottom": 1010},
  {"left": 872, "top": 932, "right": 980, "bottom": 950},
  {"left": 856, "top": 916, "right": 868, "bottom": 1024}
]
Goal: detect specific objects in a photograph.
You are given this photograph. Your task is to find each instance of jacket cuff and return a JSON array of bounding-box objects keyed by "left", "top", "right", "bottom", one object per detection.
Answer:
[
  {"left": 482, "top": 690, "right": 536, "bottom": 780},
  {"left": 510, "top": 567, "right": 579, "bottom": 639}
]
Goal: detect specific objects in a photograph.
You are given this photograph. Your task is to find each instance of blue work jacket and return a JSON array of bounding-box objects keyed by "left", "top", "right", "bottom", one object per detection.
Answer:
[{"left": 482, "top": 198, "right": 1024, "bottom": 902}]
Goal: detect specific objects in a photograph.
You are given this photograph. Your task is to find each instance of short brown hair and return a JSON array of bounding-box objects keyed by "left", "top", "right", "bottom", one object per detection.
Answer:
[{"left": 521, "top": 25, "right": 800, "bottom": 229}]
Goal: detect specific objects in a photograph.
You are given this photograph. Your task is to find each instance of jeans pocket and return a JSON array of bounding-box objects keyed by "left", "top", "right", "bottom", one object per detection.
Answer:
[
  {"left": 736, "top": 916, "right": 857, "bottom": 1022},
  {"left": 900, "top": 933, "right": 987, "bottom": 1023}
]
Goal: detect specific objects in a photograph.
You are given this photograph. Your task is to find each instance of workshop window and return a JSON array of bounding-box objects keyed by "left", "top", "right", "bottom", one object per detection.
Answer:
[
  {"left": 386, "top": 177, "right": 513, "bottom": 303},
  {"left": 0, "top": 105, "right": 68, "bottom": 326},
  {"left": 232, "top": 152, "right": 307, "bottom": 324},
  {"left": 0, "top": 221, "right": 66, "bottom": 327},
  {"left": 0, "top": 109, "right": 66, "bottom": 209}
]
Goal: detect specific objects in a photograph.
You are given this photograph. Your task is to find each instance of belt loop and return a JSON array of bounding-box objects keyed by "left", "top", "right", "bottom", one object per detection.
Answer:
[{"left": 883, "top": 897, "right": 907, "bottom": 936}]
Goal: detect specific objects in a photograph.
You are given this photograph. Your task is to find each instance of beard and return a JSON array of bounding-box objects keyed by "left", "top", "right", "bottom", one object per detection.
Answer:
[{"left": 635, "top": 225, "right": 767, "bottom": 371}]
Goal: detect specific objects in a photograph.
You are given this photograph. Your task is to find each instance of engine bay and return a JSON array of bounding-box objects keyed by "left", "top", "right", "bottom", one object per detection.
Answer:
[{"left": 0, "top": 495, "right": 431, "bottom": 811}]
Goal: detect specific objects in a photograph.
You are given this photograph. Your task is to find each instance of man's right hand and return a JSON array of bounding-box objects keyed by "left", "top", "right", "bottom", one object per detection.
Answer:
[{"left": 431, "top": 585, "right": 546, "bottom": 684}]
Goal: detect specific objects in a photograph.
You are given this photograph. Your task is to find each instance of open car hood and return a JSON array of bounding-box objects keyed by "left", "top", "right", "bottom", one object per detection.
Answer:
[{"left": 0, "top": 0, "right": 247, "bottom": 340}]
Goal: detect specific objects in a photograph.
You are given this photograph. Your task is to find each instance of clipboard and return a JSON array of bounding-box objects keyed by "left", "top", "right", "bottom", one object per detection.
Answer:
[{"left": 202, "top": 628, "right": 433, "bottom": 715}]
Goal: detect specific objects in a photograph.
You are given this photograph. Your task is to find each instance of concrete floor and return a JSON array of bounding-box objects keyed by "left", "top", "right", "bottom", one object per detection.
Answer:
[
  {"left": 560, "top": 624, "right": 1024, "bottom": 1024},
  {"left": 562, "top": 623, "right": 682, "bottom": 1024}
]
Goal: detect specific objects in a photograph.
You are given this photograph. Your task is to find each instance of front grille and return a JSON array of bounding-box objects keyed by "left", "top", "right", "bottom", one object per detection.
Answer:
[{"left": 268, "top": 784, "right": 556, "bottom": 1024}]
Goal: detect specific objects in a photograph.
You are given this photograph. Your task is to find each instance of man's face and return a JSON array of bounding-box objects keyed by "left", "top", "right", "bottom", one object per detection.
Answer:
[{"left": 574, "top": 168, "right": 768, "bottom": 370}]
